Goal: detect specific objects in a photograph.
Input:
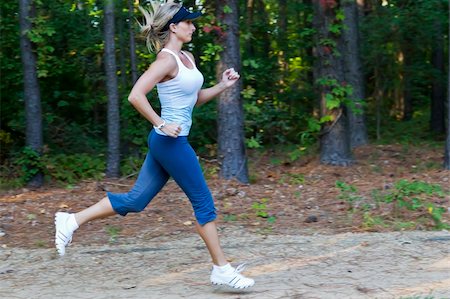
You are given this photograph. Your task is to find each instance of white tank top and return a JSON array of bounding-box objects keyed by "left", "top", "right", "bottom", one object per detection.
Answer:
[{"left": 154, "top": 48, "right": 204, "bottom": 136}]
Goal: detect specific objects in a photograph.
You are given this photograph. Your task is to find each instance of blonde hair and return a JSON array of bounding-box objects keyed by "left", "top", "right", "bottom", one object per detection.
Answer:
[{"left": 138, "top": 0, "right": 182, "bottom": 53}]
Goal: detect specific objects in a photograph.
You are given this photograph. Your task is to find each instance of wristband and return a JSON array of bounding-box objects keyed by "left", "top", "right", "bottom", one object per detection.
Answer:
[{"left": 154, "top": 120, "right": 166, "bottom": 130}]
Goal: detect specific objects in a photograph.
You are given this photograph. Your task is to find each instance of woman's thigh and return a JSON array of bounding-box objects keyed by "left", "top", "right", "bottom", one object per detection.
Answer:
[
  {"left": 108, "top": 150, "right": 170, "bottom": 215},
  {"left": 150, "top": 133, "right": 216, "bottom": 224}
]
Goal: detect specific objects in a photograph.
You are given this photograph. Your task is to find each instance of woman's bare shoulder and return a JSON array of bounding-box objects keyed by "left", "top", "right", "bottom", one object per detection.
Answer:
[{"left": 146, "top": 51, "right": 177, "bottom": 71}]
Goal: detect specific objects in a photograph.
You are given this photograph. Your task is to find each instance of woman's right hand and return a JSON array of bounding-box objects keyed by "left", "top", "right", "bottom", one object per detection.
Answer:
[{"left": 161, "top": 122, "right": 182, "bottom": 138}]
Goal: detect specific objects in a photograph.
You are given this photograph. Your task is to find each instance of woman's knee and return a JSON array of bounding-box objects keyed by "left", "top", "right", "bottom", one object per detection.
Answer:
[
  {"left": 107, "top": 192, "right": 150, "bottom": 215},
  {"left": 196, "top": 209, "right": 217, "bottom": 226},
  {"left": 192, "top": 198, "right": 217, "bottom": 225},
  {"left": 125, "top": 200, "right": 148, "bottom": 213}
]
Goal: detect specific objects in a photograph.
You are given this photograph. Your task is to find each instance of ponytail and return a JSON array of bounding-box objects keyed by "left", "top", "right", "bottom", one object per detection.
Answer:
[{"left": 137, "top": 1, "right": 182, "bottom": 53}]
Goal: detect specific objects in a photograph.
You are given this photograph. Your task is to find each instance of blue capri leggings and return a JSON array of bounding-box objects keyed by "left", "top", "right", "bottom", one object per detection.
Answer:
[{"left": 107, "top": 130, "right": 216, "bottom": 225}]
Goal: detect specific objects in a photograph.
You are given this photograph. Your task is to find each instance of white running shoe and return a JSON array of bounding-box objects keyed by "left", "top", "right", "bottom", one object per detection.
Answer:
[
  {"left": 210, "top": 263, "right": 255, "bottom": 289},
  {"left": 54, "top": 212, "right": 74, "bottom": 256}
]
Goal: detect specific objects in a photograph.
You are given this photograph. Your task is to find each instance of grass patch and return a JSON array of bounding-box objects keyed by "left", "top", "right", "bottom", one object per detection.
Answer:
[{"left": 336, "top": 179, "right": 450, "bottom": 231}]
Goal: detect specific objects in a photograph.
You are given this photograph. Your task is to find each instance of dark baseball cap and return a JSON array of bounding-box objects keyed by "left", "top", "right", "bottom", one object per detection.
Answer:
[{"left": 163, "top": 6, "right": 202, "bottom": 31}]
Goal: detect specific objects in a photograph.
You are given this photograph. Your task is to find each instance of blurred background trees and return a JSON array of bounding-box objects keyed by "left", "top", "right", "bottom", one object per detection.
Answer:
[{"left": 1, "top": 0, "right": 448, "bottom": 186}]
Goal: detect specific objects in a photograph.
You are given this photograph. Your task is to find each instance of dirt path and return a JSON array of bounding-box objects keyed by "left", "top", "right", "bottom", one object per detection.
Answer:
[
  {"left": 1, "top": 228, "right": 449, "bottom": 299},
  {"left": 1, "top": 144, "right": 449, "bottom": 298}
]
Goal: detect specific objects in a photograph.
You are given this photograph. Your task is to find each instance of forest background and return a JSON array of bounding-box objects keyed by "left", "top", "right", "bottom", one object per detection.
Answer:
[{"left": 1, "top": 0, "right": 449, "bottom": 193}]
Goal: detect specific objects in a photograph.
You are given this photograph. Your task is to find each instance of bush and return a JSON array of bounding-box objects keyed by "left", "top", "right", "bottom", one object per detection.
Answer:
[{"left": 44, "top": 153, "right": 105, "bottom": 183}]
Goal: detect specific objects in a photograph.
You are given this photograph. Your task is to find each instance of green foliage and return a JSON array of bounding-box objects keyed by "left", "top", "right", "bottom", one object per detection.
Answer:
[
  {"left": 199, "top": 43, "right": 223, "bottom": 63},
  {"left": 251, "top": 198, "right": 276, "bottom": 224},
  {"left": 2, "top": 151, "right": 107, "bottom": 187},
  {"left": 287, "top": 147, "right": 305, "bottom": 162},
  {"left": 190, "top": 101, "right": 217, "bottom": 152},
  {"left": 120, "top": 155, "right": 144, "bottom": 177},
  {"left": 34, "top": 240, "right": 47, "bottom": 248},
  {"left": 362, "top": 212, "right": 386, "bottom": 230},
  {"left": 384, "top": 180, "right": 444, "bottom": 204},
  {"left": 0, "top": 0, "right": 311, "bottom": 165},
  {"left": 246, "top": 136, "right": 262, "bottom": 149},
  {"left": 280, "top": 173, "right": 305, "bottom": 185},
  {"left": 16, "top": 147, "right": 45, "bottom": 183},
  {"left": 316, "top": 78, "right": 355, "bottom": 111},
  {"left": 223, "top": 5, "right": 232, "bottom": 14},
  {"left": 28, "top": 13, "right": 56, "bottom": 78},
  {"left": 336, "top": 180, "right": 449, "bottom": 230},
  {"left": 223, "top": 213, "right": 237, "bottom": 222},
  {"left": 336, "top": 181, "right": 364, "bottom": 210},
  {"left": 0, "top": 177, "right": 23, "bottom": 190},
  {"left": 368, "top": 110, "right": 444, "bottom": 146},
  {"left": 252, "top": 199, "right": 270, "bottom": 218},
  {"left": 1, "top": 1, "right": 23, "bottom": 145},
  {"left": 44, "top": 153, "right": 105, "bottom": 184},
  {"left": 0, "top": 130, "right": 13, "bottom": 161},
  {"left": 384, "top": 180, "right": 448, "bottom": 228},
  {"left": 105, "top": 225, "right": 121, "bottom": 243},
  {"left": 361, "top": 0, "right": 447, "bottom": 121},
  {"left": 328, "top": 9, "right": 345, "bottom": 36},
  {"left": 1, "top": 0, "right": 448, "bottom": 186}
]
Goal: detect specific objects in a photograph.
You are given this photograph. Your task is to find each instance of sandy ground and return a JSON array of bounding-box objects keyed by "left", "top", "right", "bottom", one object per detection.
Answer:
[
  {"left": 1, "top": 228, "right": 449, "bottom": 299},
  {"left": 1, "top": 144, "right": 449, "bottom": 298}
]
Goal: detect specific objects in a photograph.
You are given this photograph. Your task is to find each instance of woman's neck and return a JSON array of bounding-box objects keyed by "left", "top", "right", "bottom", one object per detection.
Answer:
[{"left": 164, "top": 40, "right": 183, "bottom": 53}]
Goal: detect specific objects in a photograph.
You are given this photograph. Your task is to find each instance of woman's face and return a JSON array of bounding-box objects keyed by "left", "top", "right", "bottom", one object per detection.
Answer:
[{"left": 172, "top": 20, "right": 196, "bottom": 43}]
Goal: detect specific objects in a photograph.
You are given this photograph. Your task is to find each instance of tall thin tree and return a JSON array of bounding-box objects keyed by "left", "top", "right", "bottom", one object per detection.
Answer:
[
  {"left": 277, "top": 0, "right": 288, "bottom": 72},
  {"left": 431, "top": 4, "right": 445, "bottom": 134},
  {"left": 255, "top": 0, "right": 271, "bottom": 55},
  {"left": 118, "top": 11, "right": 128, "bottom": 89},
  {"left": 342, "top": 0, "right": 368, "bottom": 148},
  {"left": 19, "top": 0, "right": 43, "bottom": 187},
  {"left": 216, "top": 0, "right": 249, "bottom": 183},
  {"left": 398, "top": 0, "right": 413, "bottom": 121},
  {"left": 104, "top": 0, "right": 121, "bottom": 177},
  {"left": 444, "top": 1, "right": 450, "bottom": 170},
  {"left": 128, "top": 0, "right": 138, "bottom": 84},
  {"left": 313, "top": 0, "right": 353, "bottom": 166},
  {"left": 245, "top": 0, "right": 255, "bottom": 56}
]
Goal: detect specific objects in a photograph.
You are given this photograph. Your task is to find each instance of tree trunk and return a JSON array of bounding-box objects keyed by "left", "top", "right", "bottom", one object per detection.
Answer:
[
  {"left": 128, "top": 0, "right": 138, "bottom": 84},
  {"left": 431, "top": 18, "right": 445, "bottom": 134},
  {"left": 342, "top": 0, "right": 368, "bottom": 148},
  {"left": 19, "top": 0, "right": 43, "bottom": 187},
  {"left": 256, "top": 0, "right": 271, "bottom": 55},
  {"left": 246, "top": 0, "right": 255, "bottom": 56},
  {"left": 374, "top": 68, "right": 383, "bottom": 140},
  {"left": 277, "top": 0, "right": 288, "bottom": 72},
  {"left": 445, "top": 2, "right": 450, "bottom": 170},
  {"left": 216, "top": 0, "right": 249, "bottom": 183},
  {"left": 104, "top": 0, "right": 121, "bottom": 178},
  {"left": 399, "top": 40, "right": 413, "bottom": 121},
  {"left": 313, "top": 0, "right": 353, "bottom": 166},
  {"left": 118, "top": 12, "right": 127, "bottom": 89},
  {"left": 356, "top": 0, "right": 365, "bottom": 19}
]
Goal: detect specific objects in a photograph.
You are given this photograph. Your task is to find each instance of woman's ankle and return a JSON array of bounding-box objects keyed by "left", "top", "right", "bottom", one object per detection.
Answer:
[
  {"left": 73, "top": 213, "right": 82, "bottom": 228},
  {"left": 213, "top": 263, "right": 232, "bottom": 272}
]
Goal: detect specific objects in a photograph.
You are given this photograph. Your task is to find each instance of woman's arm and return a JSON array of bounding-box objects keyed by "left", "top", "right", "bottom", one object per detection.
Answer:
[
  {"left": 127, "top": 54, "right": 174, "bottom": 126},
  {"left": 127, "top": 53, "right": 182, "bottom": 137},
  {"left": 182, "top": 51, "right": 240, "bottom": 107},
  {"left": 196, "top": 68, "right": 240, "bottom": 107}
]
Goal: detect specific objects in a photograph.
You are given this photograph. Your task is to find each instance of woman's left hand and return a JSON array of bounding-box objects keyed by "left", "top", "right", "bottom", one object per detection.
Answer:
[{"left": 221, "top": 68, "right": 240, "bottom": 88}]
